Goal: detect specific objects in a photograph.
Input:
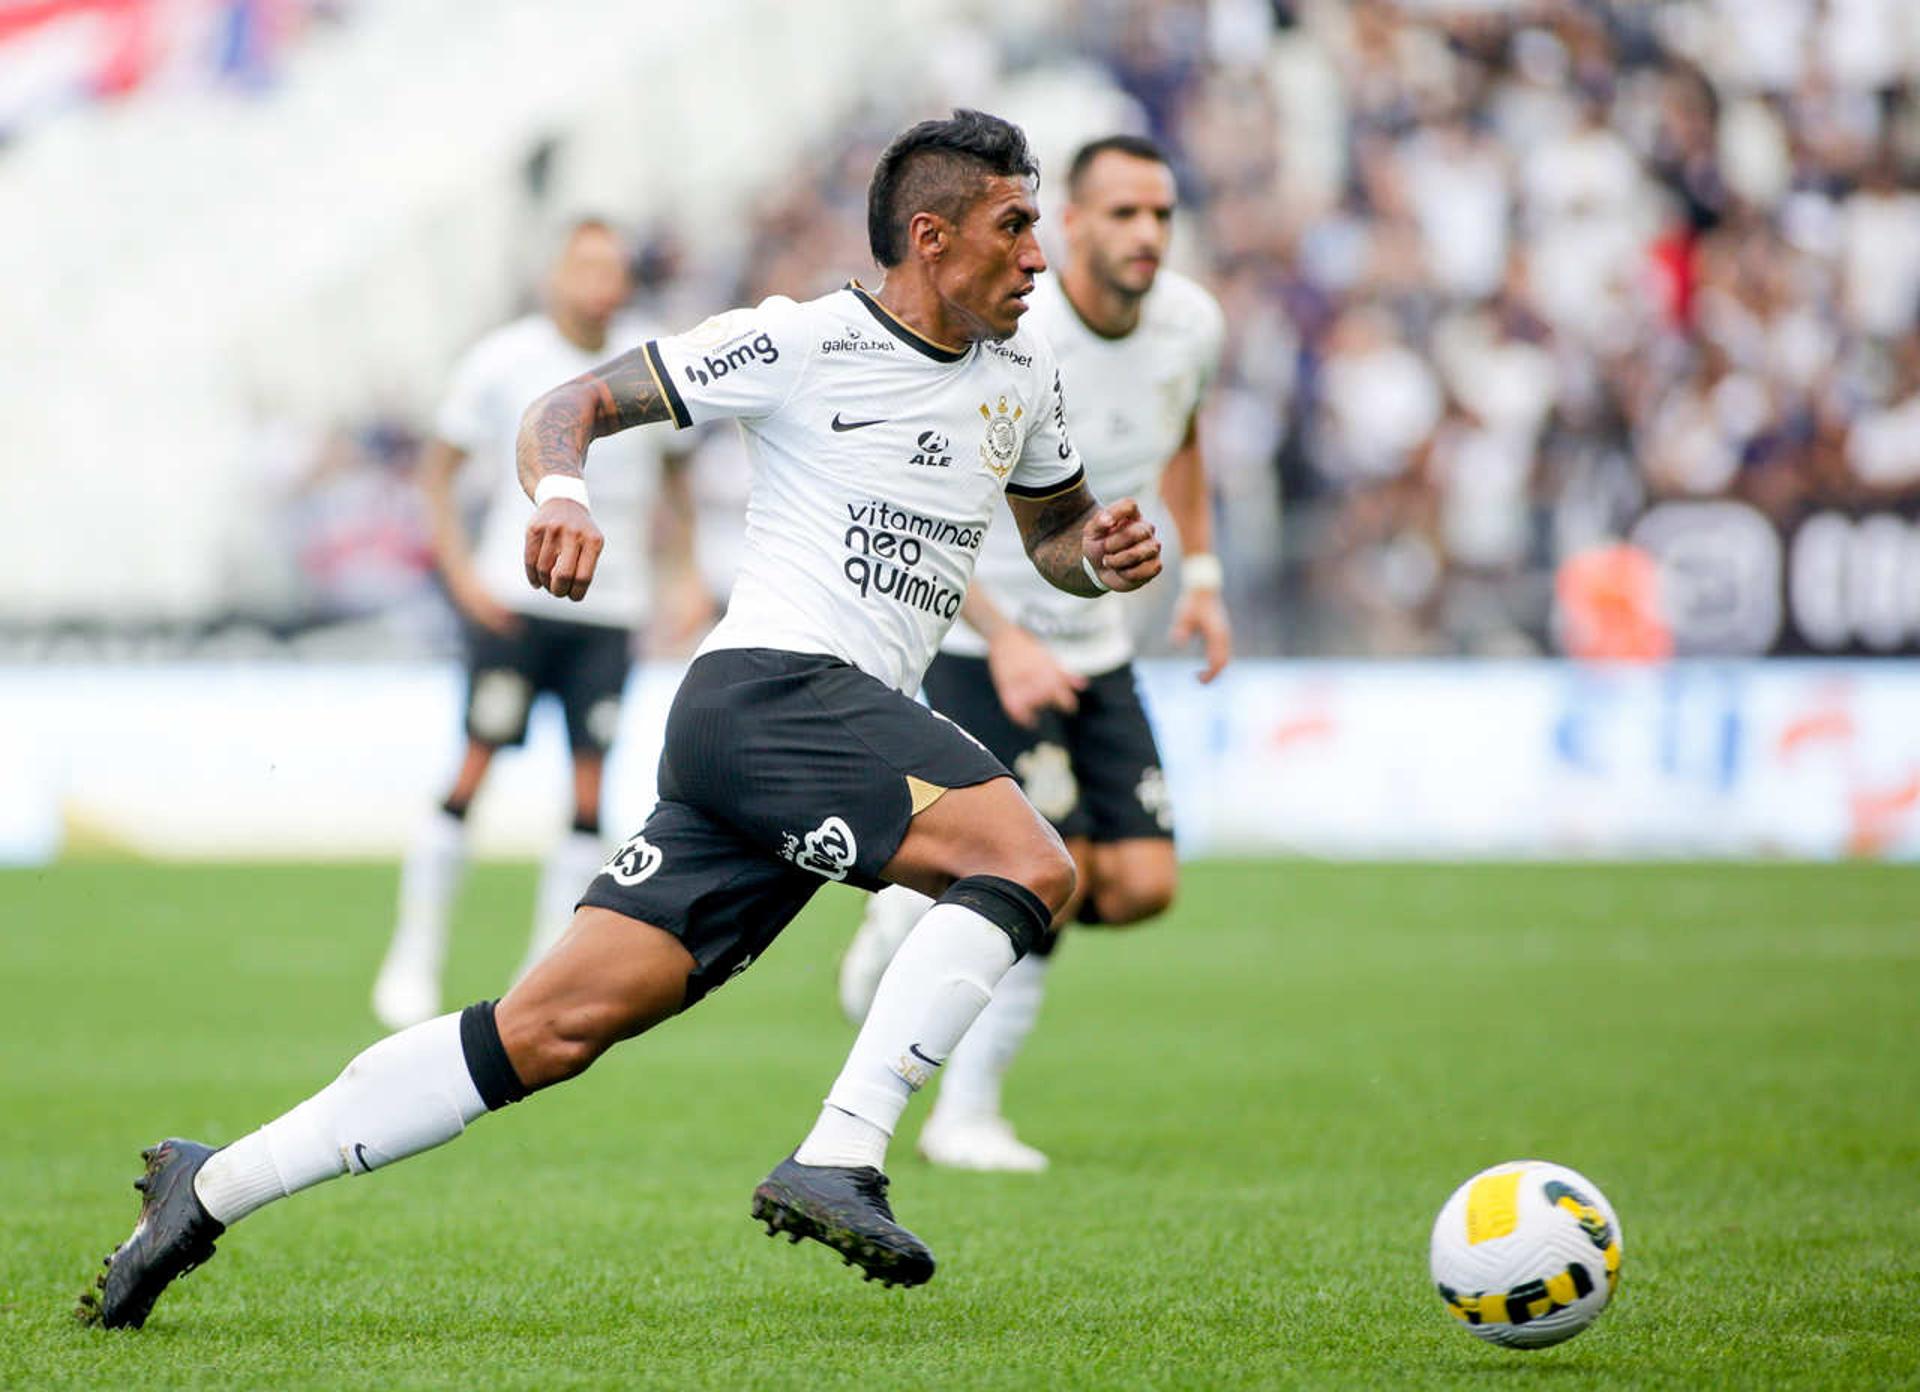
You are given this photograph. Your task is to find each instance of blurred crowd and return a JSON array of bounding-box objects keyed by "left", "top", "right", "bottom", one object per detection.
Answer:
[{"left": 276, "top": 0, "right": 1920, "bottom": 659}]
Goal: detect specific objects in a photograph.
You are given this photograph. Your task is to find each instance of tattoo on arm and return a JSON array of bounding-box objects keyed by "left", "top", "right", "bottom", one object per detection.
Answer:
[
  {"left": 1010, "top": 481, "right": 1102, "bottom": 597},
  {"left": 516, "top": 347, "right": 672, "bottom": 499}
]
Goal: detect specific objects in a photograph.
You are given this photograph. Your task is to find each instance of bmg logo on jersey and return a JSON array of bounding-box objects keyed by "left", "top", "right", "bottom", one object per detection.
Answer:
[
  {"left": 683, "top": 330, "right": 779, "bottom": 386},
  {"left": 910, "top": 430, "right": 953, "bottom": 468}
]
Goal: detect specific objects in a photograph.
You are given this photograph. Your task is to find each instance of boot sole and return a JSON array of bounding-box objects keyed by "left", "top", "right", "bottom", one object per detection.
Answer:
[{"left": 750, "top": 1183, "right": 933, "bottom": 1288}]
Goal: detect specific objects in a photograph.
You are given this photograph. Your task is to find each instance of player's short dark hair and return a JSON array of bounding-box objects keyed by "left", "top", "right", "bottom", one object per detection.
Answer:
[
  {"left": 867, "top": 109, "right": 1039, "bottom": 267},
  {"left": 1065, "top": 134, "right": 1171, "bottom": 199}
]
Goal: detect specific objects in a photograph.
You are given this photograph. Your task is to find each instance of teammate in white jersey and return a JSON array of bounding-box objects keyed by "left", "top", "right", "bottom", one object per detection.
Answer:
[
  {"left": 839, "top": 135, "right": 1232, "bottom": 1173},
  {"left": 82, "top": 111, "right": 1165, "bottom": 1329},
  {"left": 370, "top": 219, "right": 702, "bottom": 1032}
]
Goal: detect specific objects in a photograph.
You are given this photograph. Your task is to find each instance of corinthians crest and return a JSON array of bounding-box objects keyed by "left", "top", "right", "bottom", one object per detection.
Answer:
[{"left": 978, "top": 396, "right": 1024, "bottom": 479}]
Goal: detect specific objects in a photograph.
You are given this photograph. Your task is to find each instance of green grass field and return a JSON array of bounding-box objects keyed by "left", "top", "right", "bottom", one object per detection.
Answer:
[{"left": 2, "top": 860, "right": 1917, "bottom": 1390}]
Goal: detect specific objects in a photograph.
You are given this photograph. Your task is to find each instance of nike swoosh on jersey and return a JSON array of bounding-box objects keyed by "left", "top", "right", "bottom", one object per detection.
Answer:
[{"left": 831, "top": 413, "right": 889, "bottom": 432}]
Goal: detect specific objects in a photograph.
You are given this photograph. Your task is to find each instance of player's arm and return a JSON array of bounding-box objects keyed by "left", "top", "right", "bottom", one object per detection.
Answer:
[
  {"left": 417, "top": 438, "right": 520, "bottom": 635},
  {"left": 1006, "top": 475, "right": 1162, "bottom": 598},
  {"left": 515, "top": 348, "right": 673, "bottom": 600},
  {"left": 1158, "top": 412, "right": 1232, "bottom": 683},
  {"left": 959, "top": 583, "right": 1086, "bottom": 727}
]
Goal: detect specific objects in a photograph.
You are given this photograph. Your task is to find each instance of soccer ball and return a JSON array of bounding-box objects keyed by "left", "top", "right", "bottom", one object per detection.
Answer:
[{"left": 1429, "top": 1159, "right": 1623, "bottom": 1349}]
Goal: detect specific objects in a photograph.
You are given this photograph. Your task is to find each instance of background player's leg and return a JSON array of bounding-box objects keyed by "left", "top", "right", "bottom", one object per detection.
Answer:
[
  {"left": 520, "top": 753, "right": 607, "bottom": 980},
  {"left": 1082, "top": 838, "right": 1178, "bottom": 926},
  {"left": 836, "top": 884, "right": 933, "bottom": 1024},
  {"left": 796, "top": 778, "right": 1070, "bottom": 1173},
  {"left": 373, "top": 741, "right": 493, "bottom": 1031}
]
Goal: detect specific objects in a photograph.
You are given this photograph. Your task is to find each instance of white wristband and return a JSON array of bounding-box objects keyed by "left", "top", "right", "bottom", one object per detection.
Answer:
[
  {"left": 533, "top": 475, "right": 591, "bottom": 510},
  {"left": 1082, "top": 554, "right": 1111, "bottom": 593},
  {"left": 1181, "top": 552, "right": 1224, "bottom": 592}
]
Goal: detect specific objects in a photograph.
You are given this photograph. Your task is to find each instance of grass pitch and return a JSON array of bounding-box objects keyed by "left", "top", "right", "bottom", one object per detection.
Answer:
[{"left": 2, "top": 860, "right": 1917, "bottom": 1390}]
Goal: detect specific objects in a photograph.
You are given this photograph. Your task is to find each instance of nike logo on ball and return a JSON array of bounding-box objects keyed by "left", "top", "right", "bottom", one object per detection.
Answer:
[{"left": 831, "top": 413, "right": 888, "bottom": 432}]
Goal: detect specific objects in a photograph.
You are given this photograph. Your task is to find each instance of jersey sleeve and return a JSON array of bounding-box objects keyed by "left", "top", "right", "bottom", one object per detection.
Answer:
[
  {"left": 640, "top": 295, "right": 810, "bottom": 429},
  {"left": 432, "top": 335, "right": 503, "bottom": 453},
  {"left": 1005, "top": 359, "right": 1086, "bottom": 501}
]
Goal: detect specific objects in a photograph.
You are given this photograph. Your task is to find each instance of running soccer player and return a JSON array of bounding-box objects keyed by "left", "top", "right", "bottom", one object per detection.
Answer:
[
  {"left": 80, "top": 109, "right": 1163, "bottom": 1330},
  {"left": 838, "top": 134, "right": 1230, "bottom": 1173},
  {"left": 372, "top": 217, "right": 702, "bottom": 1031}
]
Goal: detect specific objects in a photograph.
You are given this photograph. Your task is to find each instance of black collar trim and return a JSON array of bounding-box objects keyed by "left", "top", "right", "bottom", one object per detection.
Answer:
[{"left": 846, "top": 281, "right": 969, "bottom": 363}]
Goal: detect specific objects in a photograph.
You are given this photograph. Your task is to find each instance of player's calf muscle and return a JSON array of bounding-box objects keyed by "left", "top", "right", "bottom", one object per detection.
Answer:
[{"left": 494, "top": 912, "right": 694, "bottom": 1089}]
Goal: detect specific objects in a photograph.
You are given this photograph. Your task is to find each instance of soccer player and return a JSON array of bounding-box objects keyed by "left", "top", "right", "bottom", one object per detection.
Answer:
[
  {"left": 80, "top": 110, "right": 1163, "bottom": 1330},
  {"left": 837, "top": 134, "right": 1230, "bottom": 1173},
  {"left": 371, "top": 217, "right": 702, "bottom": 1030}
]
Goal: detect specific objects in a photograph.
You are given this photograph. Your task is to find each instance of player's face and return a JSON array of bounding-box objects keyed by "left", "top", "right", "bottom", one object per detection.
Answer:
[
  {"left": 1066, "top": 153, "right": 1175, "bottom": 298},
  {"left": 550, "top": 227, "right": 632, "bottom": 332},
  {"left": 936, "top": 175, "right": 1047, "bottom": 342}
]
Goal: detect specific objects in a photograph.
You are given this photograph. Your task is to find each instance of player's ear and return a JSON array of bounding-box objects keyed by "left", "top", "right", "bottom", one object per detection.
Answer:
[{"left": 906, "top": 210, "right": 949, "bottom": 262}]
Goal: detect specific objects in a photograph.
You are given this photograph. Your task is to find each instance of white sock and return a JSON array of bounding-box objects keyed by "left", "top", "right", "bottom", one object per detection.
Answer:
[
  {"left": 931, "top": 951, "right": 1049, "bottom": 1124},
  {"left": 192, "top": 1012, "right": 487, "bottom": 1225},
  {"left": 383, "top": 808, "right": 468, "bottom": 979},
  {"left": 520, "top": 828, "right": 604, "bottom": 976},
  {"left": 798, "top": 901, "right": 1018, "bottom": 1169}
]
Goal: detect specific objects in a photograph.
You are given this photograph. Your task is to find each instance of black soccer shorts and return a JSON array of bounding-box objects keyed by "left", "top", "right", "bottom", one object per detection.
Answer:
[
  {"left": 462, "top": 614, "right": 632, "bottom": 753},
  {"left": 578, "top": 648, "right": 1010, "bottom": 1004},
  {"left": 919, "top": 652, "right": 1173, "bottom": 844}
]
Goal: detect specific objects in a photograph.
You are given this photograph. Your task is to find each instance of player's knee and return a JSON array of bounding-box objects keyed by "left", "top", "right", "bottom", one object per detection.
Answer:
[
  {"left": 1095, "top": 874, "right": 1176, "bottom": 926},
  {"left": 1013, "top": 838, "right": 1077, "bottom": 917}
]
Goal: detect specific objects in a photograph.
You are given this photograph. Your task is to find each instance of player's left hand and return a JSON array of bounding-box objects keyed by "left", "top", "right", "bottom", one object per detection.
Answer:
[
  {"left": 524, "top": 499, "right": 604, "bottom": 601},
  {"left": 1169, "top": 587, "right": 1233, "bottom": 683},
  {"left": 1083, "top": 497, "right": 1161, "bottom": 593}
]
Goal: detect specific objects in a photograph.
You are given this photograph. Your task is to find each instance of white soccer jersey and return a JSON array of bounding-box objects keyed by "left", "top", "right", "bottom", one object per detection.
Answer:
[
  {"left": 644, "top": 283, "right": 1085, "bottom": 694},
  {"left": 942, "top": 269, "right": 1225, "bottom": 675},
  {"left": 436, "top": 312, "right": 667, "bottom": 629}
]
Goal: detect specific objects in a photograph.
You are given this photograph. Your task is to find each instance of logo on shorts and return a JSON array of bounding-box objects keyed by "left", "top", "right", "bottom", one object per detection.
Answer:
[
  {"left": 1136, "top": 765, "right": 1173, "bottom": 832},
  {"left": 586, "top": 698, "right": 621, "bottom": 750},
  {"left": 978, "top": 396, "right": 1024, "bottom": 480},
  {"left": 782, "top": 815, "right": 857, "bottom": 881},
  {"left": 1015, "top": 742, "right": 1079, "bottom": 823},
  {"left": 603, "top": 833, "right": 664, "bottom": 886},
  {"left": 469, "top": 669, "right": 532, "bottom": 744}
]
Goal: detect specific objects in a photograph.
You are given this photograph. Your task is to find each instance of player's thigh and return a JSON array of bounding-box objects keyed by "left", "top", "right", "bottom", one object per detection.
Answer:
[
  {"left": 659, "top": 649, "right": 1013, "bottom": 890},
  {"left": 463, "top": 620, "right": 539, "bottom": 748},
  {"left": 550, "top": 619, "right": 632, "bottom": 755},
  {"left": 921, "top": 653, "right": 1092, "bottom": 840},
  {"left": 578, "top": 797, "right": 823, "bottom": 1006}
]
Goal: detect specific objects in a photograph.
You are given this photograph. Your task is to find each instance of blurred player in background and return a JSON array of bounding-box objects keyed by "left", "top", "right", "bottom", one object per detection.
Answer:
[
  {"left": 81, "top": 110, "right": 1166, "bottom": 1329},
  {"left": 370, "top": 217, "right": 704, "bottom": 1031},
  {"left": 839, "top": 134, "right": 1229, "bottom": 1172}
]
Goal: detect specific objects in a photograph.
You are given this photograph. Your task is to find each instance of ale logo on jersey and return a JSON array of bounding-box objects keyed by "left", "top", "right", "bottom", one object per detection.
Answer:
[
  {"left": 978, "top": 396, "right": 1023, "bottom": 479},
  {"left": 911, "top": 430, "right": 953, "bottom": 468}
]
